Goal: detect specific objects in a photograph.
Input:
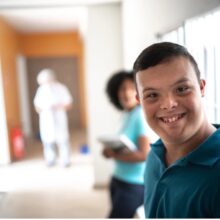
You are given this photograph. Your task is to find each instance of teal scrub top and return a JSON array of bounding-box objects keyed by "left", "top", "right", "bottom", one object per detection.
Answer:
[
  {"left": 144, "top": 128, "right": 220, "bottom": 218},
  {"left": 113, "top": 105, "right": 149, "bottom": 184}
]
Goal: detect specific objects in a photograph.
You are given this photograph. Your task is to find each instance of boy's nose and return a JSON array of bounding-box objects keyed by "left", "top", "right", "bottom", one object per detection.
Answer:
[{"left": 160, "top": 94, "right": 178, "bottom": 110}]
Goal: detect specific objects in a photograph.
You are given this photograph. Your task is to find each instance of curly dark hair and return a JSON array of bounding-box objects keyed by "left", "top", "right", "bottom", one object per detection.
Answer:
[{"left": 106, "top": 70, "right": 134, "bottom": 110}]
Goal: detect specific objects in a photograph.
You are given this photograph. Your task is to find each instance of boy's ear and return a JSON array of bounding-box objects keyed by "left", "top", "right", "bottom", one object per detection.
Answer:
[
  {"left": 200, "top": 79, "right": 206, "bottom": 97},
  {"left": 136, "top": 93, "right": 140, "bottom": 103}
]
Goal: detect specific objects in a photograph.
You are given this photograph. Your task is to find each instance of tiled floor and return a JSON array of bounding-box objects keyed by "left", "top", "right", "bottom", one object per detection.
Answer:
[{"left": 0, "top": 129, "right": 110, "bottom": 218}]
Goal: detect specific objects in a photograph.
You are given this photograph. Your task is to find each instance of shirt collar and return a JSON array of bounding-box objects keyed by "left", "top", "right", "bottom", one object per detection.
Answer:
[
  {"left": 151, "top": 129, "right": 220, "bottom": 167},
  {"left": 186, "top": 128, "right": 220, "bottom": 166}
]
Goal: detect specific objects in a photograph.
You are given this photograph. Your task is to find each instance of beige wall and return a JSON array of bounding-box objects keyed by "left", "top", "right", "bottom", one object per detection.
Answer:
[
  {"left": 0, "top": 17, "right": 21, "bottom": 160},
  {"left": 18, "top": 32, "right": 82, "bottom": 57}
]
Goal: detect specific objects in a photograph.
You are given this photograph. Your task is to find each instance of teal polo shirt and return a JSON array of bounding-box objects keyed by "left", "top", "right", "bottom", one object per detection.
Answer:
[{"left": 144, "top": 128, "right": 220, "bottom": 218}]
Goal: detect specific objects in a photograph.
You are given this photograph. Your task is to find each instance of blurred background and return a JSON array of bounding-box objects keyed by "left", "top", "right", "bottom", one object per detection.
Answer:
[{"left": 1, "top": 0, "right": 220, "bottom": 218}]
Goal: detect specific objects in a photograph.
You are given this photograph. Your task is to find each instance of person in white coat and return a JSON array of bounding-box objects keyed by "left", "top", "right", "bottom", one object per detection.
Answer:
[{"left": 33, "top": 68, "right": 73, "bottom": 167}]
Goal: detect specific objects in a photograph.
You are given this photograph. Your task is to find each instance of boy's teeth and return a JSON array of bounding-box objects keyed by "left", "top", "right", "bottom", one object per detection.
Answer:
[{"left": 162, "top": 114, "right": 183, "bottom": 123}]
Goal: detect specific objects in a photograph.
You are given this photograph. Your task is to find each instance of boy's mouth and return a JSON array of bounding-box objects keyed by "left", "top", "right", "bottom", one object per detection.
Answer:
[{"left": 159, "top": 113, "right": 186, "bottom": 124}]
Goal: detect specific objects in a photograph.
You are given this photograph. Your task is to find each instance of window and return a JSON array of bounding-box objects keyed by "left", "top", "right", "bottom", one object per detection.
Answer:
[{"left": 159, "top": 8, "right": 220, "bottom": 124}]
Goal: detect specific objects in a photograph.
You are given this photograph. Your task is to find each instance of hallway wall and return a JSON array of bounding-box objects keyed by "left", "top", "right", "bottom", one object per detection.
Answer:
[
  {"left": 0, "top": 17, "right": 21, "bottom": 163},
  {"left": 122, "top": 0, "right": 220, "bottom": 69},
  {"left": 85, "top": 4, "right": 123, "bottom": 186}
]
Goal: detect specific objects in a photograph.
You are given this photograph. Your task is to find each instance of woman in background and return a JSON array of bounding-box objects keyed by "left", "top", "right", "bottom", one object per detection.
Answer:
[
  {"left": 103, "top": 70, "right": 156, "bottom": 218},
  {"left": 33, "top": 68, "right": 73, "bottom": 167}
]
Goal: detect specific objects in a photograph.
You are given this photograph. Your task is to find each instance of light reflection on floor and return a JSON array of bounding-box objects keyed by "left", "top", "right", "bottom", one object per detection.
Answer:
[{"left": 0, "top": 129, "right": 110, "bottom": 218}]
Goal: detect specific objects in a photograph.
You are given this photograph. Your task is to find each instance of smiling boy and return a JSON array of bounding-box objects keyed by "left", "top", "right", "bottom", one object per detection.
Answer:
[{"left": 133, "top": 42, "right": 220, "bottom": 218}]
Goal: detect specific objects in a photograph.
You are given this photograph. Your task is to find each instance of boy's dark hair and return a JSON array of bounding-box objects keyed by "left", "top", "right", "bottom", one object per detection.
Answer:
[
  {"left": 106, "top": 70, "right": 134, "bottom": 110},
  {"left": 133, "top": 42, "right": 201, "bottom": 80}
]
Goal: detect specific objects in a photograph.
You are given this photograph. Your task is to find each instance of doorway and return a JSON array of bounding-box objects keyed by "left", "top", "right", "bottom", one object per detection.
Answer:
[{"left": 26, "top": 56, "right": 82, "bottom": 137}]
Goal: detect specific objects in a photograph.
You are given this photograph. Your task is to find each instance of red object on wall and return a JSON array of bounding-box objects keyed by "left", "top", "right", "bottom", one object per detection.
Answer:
[{"left": 11, "top": 127, "right": 25, "bottom": 160}]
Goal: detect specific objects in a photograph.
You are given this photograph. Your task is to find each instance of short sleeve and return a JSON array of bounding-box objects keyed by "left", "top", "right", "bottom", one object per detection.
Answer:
[{"left": 135, "top": 108, "right": 148, "bottom": 136}]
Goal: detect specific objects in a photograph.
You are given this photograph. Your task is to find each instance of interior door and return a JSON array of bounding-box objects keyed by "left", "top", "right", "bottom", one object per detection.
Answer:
[{"left": 26, "top": 56, "right": 82, "bottom": 137}]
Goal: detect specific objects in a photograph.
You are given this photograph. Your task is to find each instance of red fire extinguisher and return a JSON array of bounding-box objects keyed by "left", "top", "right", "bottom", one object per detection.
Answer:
[{"left": 11, "top": 127, "right": 25, "bottom": 160}]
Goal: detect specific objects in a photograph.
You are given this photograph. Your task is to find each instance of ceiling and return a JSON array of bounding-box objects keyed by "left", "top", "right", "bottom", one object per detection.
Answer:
[{"left": 0, "top": 0, "right": 121, "bottom": 33}]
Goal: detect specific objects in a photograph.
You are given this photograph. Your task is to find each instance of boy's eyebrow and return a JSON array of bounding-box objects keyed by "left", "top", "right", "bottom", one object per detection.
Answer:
[
  {"left": 142, "top": 77, "right": 190, "bottom": 93},
  {"left": 142, "top": 87, "right": 156, "bottom": 93},
  {"left": 173, "top": 77, "right": 190, "bottom": 85}
]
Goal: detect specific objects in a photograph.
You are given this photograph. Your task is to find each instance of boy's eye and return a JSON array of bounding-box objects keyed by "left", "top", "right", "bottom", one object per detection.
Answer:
[
  {"left": 176, "top": 86, "right": 189, "bottom": 94},
  {"left": 144, "top": 93, "right": 158, "bottom": 100}
]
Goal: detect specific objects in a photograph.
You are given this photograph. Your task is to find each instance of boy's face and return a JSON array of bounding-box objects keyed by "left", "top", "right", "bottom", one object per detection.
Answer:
[{"left": 136, "top": 57, "right": 206, "bottom": 145}]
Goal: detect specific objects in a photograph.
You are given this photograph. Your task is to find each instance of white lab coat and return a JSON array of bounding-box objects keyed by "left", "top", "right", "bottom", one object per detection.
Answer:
[{"left": 34, "top": 82, "right": 73, "bottom": 143}]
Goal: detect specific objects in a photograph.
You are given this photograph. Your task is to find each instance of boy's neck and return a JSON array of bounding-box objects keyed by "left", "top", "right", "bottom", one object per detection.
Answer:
[{"left": 164, "top": 122, "right": 216, "bottom": 167}]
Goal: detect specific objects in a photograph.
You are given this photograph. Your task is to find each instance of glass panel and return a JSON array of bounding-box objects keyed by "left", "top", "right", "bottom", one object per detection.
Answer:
[{"left": 159, "top": 8, "right": 220, "bottom": 123}]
